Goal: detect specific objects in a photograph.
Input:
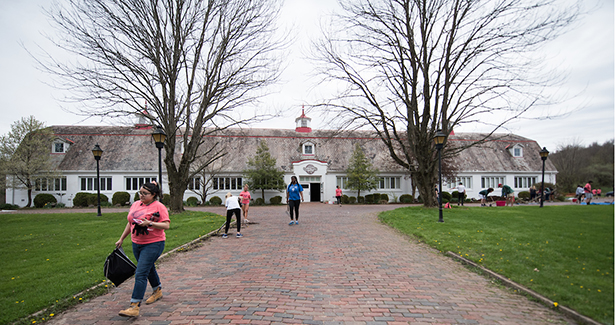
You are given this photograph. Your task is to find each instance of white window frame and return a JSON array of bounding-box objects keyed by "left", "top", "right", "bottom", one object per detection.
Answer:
[
  {"left": 514, "top": 176, "right": 537, "bottom": 189},
  {"left": 212, "top": 177, "right": 243, "bottom": 190},
  {"left": 378, "top": 177, "right": 401, "bottom": 190},
  {"left": 511, "top": 145, "right": 523, "bottom": 157},
  {"left": 52, "top": 141, "right": 68, "bottom": 153},
  {"left": 448, "top": 176, "right": 472, "bottom": 189},
  {"left": 481, "top": 176, "right": 506, "bottom": 189},
  {"left": 81, "top": 177, "right": 113, "bottom": 191},
  {"left": 302, "top": 142, "right": 314, "bottom": 155},
  {"left": 125, "top": 177, "right": 157, "bottom": 191},
  {"left": 35, "top": 177, "right": 67, "bottom": 192}
]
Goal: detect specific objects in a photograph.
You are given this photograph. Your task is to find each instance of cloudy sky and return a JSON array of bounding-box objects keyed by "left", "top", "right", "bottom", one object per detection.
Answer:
[{"left": 0, "top": 0, "right": 612, "bottom": 152}]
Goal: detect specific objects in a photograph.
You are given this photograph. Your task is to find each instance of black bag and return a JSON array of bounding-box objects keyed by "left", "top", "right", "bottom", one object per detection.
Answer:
[{"left": 103, "top": 247, "right": 136, "bottom": 286}]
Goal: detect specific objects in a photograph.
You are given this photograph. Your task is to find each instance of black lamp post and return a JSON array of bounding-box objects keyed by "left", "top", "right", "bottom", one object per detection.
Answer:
[
  {"left": 91, "top": 144, "right": 103, "bottom": 216},
  {"left": 539, "top": 147, "right": 549, "bottom": 208},
  {"left": 434, "top": 130, "right": 447, "bottom": 222},
  {"left": 151, "top": 126, "right": 167, "bottom": 193}
]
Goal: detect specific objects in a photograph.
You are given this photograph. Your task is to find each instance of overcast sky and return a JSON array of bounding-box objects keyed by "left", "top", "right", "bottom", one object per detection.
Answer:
[{"left": 0, "top": 0, "right": 612, "bottom": 152}]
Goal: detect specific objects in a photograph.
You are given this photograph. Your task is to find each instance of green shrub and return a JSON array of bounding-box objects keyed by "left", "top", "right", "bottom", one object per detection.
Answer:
[
  {"left": 56, "top": 202, "right": 66, "bottom": 208},
  {"left": 34, "top": 193, "right": 57, "bottom": 208},
  {"left": 254, "top": 197, "right": 265, "bottom": 205},
  {"left": 0, "top": 203, "right": 20, "bottom": 210},
  {"left": 86, "top": 193, "right": 108, "bottom": 206},
  {"left": 134, "top": 191, "right": 140, "bottom": 202},
  {"left": 72, "top": 192, "right": 90, "bottom": 207},
  {"left": 209, "top": 196, "right": 222, "bottom": 206},
  {"left": 186, "top": 197, "right": 199, "bottom": 207},
  {"left": 364, "top": 194, "right": 374, "bottom": 204},
  {"left": 380, "top": 193, "right": 389, "bottom": 203},
  {"left": 441, "top": 191, "right": 452, "bottom": 201},
  {"left": 341, "top": 195, "right": 350, "bottom": 204},
  {"left": 349, "top": 196, "right": 356, "bottom": 204},
  {"left": 162, "top": 194, "right": 170, "bottom": 205},
  {"left": 451, "top": 191, "right": 466, "bottom": 200},
  {"left": 399, "top": 194, "right": 413, "bottom": 203},
  {"left": 372, "top": 193, "right": 381, "bottom": 203},
  {"left": 357, "top": 196, "right": 364, "bottom": 203},
  {"left": 270, "top": 196, "right": 283, "bottom": 205},
  {"left": 518, "top": 191, "right": 530, "bottom": 200},
  {"left": 112, "top": 192, "right": 131, "bottom": 206}
]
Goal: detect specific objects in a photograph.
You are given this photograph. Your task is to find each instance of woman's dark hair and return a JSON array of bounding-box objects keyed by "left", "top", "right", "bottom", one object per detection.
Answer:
[
  {"left": 290, "top": 176, "right": 298, "bottom": 184},
  {"left": 142, "top": 182, "right": 161, "bottom": 200}
]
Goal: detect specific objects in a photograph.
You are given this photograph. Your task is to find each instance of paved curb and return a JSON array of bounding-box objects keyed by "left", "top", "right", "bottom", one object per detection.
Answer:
[{"left": 446, "top": 251, "right": 602, "bottom": 325}]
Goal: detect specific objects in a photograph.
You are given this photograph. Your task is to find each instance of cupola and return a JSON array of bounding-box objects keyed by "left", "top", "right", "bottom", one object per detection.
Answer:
[{"left": 295, "top": 108, "right": 312, "bottom": 133}]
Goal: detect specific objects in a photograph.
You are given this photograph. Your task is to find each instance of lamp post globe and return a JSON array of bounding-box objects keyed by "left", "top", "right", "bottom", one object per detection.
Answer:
[
  {"left": 91, "top": 144, "right": 103, "bottom": 216},
  {"left": 151, "top": 126, "right": 167, "bottom": 193},
  {"left": 434, "top": 130, "right": 447, "bottom": 223},
  {"left": 539, "top": 147, "right": 549, "bottom": 208}
]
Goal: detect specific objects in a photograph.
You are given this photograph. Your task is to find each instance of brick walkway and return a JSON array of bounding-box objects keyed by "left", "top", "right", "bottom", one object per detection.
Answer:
[{"left": 47, "top": 203, "right": 574, "bottom": 324}]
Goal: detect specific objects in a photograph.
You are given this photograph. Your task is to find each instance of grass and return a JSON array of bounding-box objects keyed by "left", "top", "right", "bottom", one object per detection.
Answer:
[
  {"left": 379, "top": 205, "right": 614, "bottom": 325},
  {"left": 0, "top": 210, "right": 225, "bottom": 325}
]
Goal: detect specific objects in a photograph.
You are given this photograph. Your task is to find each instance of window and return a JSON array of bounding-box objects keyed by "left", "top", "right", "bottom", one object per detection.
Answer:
[
  {"left": 514, "top": 176, "right": 536, "bottom": 189},
  {"left": 303, "top": 143, "right": 314, "bottom": 155},
  {"left": 188, "top": 177, "right": 201, "bottom": 190},
  {"left": 513, "top": 147, "right": 522, "bottom": 157},
  {"left": 125, "top": 177, "right": 156, "bottom": 191},
  {"left": 448, "top": 177, "right": 472, "bottom": 189},
  {"left": 481, "top": 176, "right": 505, "bottom": 189},
  {"left": 337, "top": 176, "right": 349, "bottom": 189},
  {"left": 212, "top": 177, "right": 242, "bottom": 190},
  {"left": 81, "top": 177, "right": 112, "bottom": 191},
  {"left": 378, "top": 177, "right": 401, "bottom": 189},
  {"left": 301, "top": 119, "right": 308, "bottom": 127},
  {"left": 35, "top": 177, "right": 67, "bottom": 191},
  {"left": 299, "top": 176, "right": 320, "bottom": 182},
  {"left": 53, "top": 142, "right": 65, "bottom": 153}
]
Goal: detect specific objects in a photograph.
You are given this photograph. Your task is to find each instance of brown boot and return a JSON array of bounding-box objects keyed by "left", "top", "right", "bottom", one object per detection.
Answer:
[
  {"left": 118, "top": 302, "right": 140, "bottom": 317},
  {"left": 145, "top": 287, "right": 162, "bottom": 305}
]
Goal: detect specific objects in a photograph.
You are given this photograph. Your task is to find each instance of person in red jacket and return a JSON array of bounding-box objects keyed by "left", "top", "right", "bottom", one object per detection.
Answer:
[
  {"left": 115, "top": 181, "right": 170, "bottom": 317},
  {"left": 335, "top": 185, "right": 343, "bottom": 207}
]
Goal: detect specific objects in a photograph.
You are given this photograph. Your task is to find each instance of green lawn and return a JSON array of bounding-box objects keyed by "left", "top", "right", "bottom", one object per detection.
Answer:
[
  {"left": 0, "top": 210, "right": 225, "bottom": 325},
  {"left": 379, "top": 205, "right": 614, "bottom": 324}
]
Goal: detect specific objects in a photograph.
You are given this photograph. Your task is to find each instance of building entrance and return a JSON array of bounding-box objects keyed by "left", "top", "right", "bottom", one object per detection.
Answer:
[{"left": 310, "top": 183, "right": 321, "bottom": 202}]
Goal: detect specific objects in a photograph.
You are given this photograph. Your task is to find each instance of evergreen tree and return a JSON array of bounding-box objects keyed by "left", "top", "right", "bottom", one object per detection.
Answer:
[
  {"left": 345, "top": 144, "right": 379, "bottom": 198},
  {"left": 243, "top": 141, "right": 286, "bottom": 200}
]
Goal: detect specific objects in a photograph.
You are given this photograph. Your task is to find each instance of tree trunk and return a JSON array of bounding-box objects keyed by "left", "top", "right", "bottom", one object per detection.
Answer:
[{"left": 26, "top": 188, "right": 32, "bottom": 208}]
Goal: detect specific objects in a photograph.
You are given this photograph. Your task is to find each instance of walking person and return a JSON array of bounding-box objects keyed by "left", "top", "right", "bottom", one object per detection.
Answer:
[
  {"left": 529, "top": 185, "right": 537, "bottom": 203},
  {"left": 286, "top": 176, "right": 304, "bottom": 225},
  {"left": 223, "top": 192, "right": 242, "bottom": 238},
  {"left": 456, "top": 182, "right": 466, "bottom": 206},
  {"left": 115, "top": 181, "right": 170, "bottom": 317},
  {"left": 479, "top": 188, "right": 494, "bottom": 206},
  {"left": 335, "top": 185, "right": 343, "bottom": 207},
  {"left": 239, "top": 184, "right": 251, "bottom": 224}
]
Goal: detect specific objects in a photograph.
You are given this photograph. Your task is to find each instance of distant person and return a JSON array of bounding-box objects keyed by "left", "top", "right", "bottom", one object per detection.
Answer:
[
  {"left": 223, "top": 192, "right": 242, "bottom": 238},
  {"left": 335, "top": 185, "right": 343, "bottom": 207},
  {"left": 529, "top": 185, "right": 537, "bottom": 203},
  {"left": 479, "top": 188, "right": 494, "bottom": 207},
  {"left": 575, "top": 185, "right": 584, "bottom": 204},
  {"left": 499, "top": 183, "right": 515, "bottom": 206},
  {"left": 286, "top": 176, "right": 304, "bottom": 225},
  {"left": 584, "top": 181, "right": 593, "bottom": 204},
  {"left": 544, "top": 187, "right": 551, "bottom": 201},
  {"left": 115, "top": 181, "right": 170, "bottom": 318},
  {"left": 597, "top": 188, "right": 602, "bottom": 197},
  {"left": 456, "top": 182, "right": 466, "bottom": 206},
  {"left": 549, "top": 187, "right": 555, "bottom": 202},
  {"left": 239, "top": 185, "right": 251, "bottom": 224}
]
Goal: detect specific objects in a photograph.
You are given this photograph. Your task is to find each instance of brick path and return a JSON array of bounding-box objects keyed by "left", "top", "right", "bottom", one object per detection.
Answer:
[{"left": 47, "top": 203, "right": 574, "bottom": 324}]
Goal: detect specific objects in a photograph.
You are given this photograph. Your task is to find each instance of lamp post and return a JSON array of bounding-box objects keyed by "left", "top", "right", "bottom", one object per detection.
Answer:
[
  {"left": 91, "top": 144, "right": 103, "bottom": 216},
  {"left": 151, "top": 126, "right": 167, "bottom": 193},
  {"left": 434, "top": 130, "right": 447, "bottom": 223},
  {"left": 539, "top": 147, "right": 549, "bottom": 208}
]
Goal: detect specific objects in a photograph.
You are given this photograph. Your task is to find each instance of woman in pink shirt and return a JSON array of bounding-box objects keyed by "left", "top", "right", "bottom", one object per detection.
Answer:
[
  {"left": 239, "top": 184, "right": 252, "bottom": 224},
  {"left": 115, "top": 181, "right": 170, "bottom": 317},
  {"left": 335, "top": 185, "right": 343, "bottom": 207}
]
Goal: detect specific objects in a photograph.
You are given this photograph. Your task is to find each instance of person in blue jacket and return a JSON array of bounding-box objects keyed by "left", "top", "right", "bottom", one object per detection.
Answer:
[{"left": 286, "top": 176, "right": 304, "bottom": 225}]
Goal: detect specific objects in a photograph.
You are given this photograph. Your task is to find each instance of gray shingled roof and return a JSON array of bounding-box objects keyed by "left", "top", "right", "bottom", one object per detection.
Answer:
[{"left": 50, "top": 126, "right": 556, "bottom": 174}]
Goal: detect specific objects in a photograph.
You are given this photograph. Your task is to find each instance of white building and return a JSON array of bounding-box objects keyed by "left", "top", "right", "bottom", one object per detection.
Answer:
[{"left": 5, "top": 111, "right": 557, "bottom": 207}]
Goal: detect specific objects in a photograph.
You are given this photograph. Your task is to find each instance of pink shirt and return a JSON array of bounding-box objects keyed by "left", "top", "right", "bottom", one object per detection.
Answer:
[
  {"left": 127, "top": 200, "right": 170, "bottom": 245},
  {"left": 584, "top": 183, "right": 592, "bottom": 194},
  {"left": 335, "top": 188, "right": 342, "bottom": 196},
  {"left": 239, "top": 191, "right": 251, "bottom": 204}
]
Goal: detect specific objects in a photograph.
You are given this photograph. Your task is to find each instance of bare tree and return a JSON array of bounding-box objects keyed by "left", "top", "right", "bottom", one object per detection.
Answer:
[
  {"left": 0, "top": 116, "right": 56, "bottom": 207},
  {"left": 40, "top": 0, "right": 284, "bottom": 212},
  {"left": 313, "top": 0, "right": 579, "bottom": 207},
  {"left": 189, "top": 150, "right": 230, "bottom": 205}
]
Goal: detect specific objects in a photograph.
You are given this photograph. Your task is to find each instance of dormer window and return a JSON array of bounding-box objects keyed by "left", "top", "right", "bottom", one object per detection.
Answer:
[
  {"left": 513, "top": 147, "right": 522, "bottom": 157},
  {"left": 52, "top": 140, "right": 69, "bottom": 153},
  {"left": 303, "top": 143, "right": 314, "bottom": 155}
]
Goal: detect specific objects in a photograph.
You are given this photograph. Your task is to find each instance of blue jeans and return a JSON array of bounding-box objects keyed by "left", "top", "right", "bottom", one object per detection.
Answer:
[{"left": 131, "top": 241, "right": 165, "bottom": 303}]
